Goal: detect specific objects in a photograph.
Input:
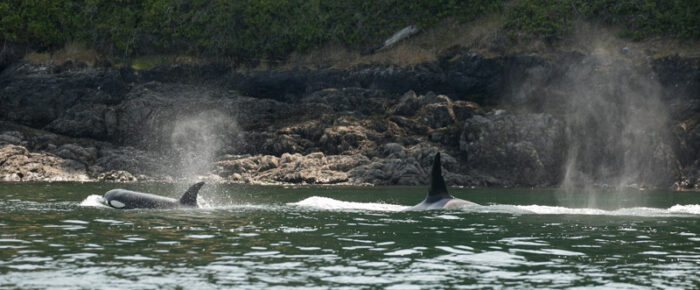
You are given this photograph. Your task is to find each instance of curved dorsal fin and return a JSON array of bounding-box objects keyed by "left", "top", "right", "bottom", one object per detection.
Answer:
[
  {"left": 179, "top": 182, "right": 205, "bottom": 207},
  {"left": 428, "top": 152, "right": 449, "bottom": 197}
]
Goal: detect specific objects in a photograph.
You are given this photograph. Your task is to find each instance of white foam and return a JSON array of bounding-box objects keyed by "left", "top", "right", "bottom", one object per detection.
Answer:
[
  {"left": 289, "top": 197, "right": 700, "bottom": 217},
  {"left": 668, "top": 204, "right": 700, "bottom": 215},
  {"left": 79, "top": 195, "right": 110, "bottom": 208},
  {"left": 514, "top": 204, "right": 700, "bottom": 217},
  {"left": 289, "top": 196, "right": 409, "bottom": 211}
]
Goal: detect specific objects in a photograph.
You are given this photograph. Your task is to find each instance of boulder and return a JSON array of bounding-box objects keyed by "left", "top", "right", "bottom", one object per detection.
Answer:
[
  {"left": 348, "top": 158, "right": 426, "bottom": 185},
  {"left": 97, "top": 170, "right": 138, "bottom": 182},
  {"left": 417, "top": 103, "right": 454, "bottom": 128},
  {"left": 51, "top": 143, "right": 98, "bottom": 165},
  {"left": 319, "top": 125, "right": 374, "bottom": 155},
  {"left": 0, "top": 131, "right": 23, "bottom": 145},
  {"left": 0, "top": 144, "right": 89, "bottom": 181},
  {"left": 301, "top": 88, "right": 388, "bottom": 115},
  {"left": 215, "top": 152, "right": 369, "bottom": 184},
  {"left": 390, "top": 90, "right": 421, "bottom": 116}
]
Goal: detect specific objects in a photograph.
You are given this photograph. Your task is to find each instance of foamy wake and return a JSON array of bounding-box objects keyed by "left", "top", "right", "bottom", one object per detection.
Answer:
[
  {"left": 289, "top": 196, "right": 409, "bottom": 212},
  {"left": 79, "top": 195, "right": 110, "bottom": 208},
  {"left": 289, "top": 196, "right": 700, "bottom": 216},
  {"left": 515, "top": 204, "right": 700, "bottom": 216},
  {"left": 80, "top": 194, "right": 700, "bottom": 217}
]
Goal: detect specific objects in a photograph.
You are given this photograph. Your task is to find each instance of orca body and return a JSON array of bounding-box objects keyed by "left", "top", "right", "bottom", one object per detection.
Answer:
[
  {"left": 104, "top": 182, "right": 204, "bottom": 209},
  {"left": 407, "top": 153, "right": 477, "bottom": 210}
]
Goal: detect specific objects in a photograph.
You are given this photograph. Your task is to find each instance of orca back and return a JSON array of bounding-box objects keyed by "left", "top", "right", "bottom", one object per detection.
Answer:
[
  {"left": 104, "top": 189, "right": 179, "bottom": 209},
  {"left": 103, "top": 182, "right": 205, "bottom": 209}
]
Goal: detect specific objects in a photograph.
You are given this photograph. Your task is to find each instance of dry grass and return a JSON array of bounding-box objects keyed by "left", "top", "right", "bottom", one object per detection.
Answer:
[
  {"left": 23, "top": 42, "right": 99, "bottom": 66},
  {"left": 281, "top": 15, "right": 507, "bottom": 70},
  {"left": 552, "top": 21, "right": 700, "bottom": 64},
  {"left": 23, "top": 52, "right": 51, "bottom": 64},
  {"left": 280, "top": 14, "right": 700, "bottom": 71},
  {"left": 24, "top": 17, "right": 700, "bottom": 72},
  {"left": 52, "top": 42, "right": 99, "bottom": 65}
]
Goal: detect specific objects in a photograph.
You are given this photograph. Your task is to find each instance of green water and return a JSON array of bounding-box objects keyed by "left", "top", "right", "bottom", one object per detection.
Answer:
[{"left": 1, "top": 182, "right": 698, "bottom": 289}]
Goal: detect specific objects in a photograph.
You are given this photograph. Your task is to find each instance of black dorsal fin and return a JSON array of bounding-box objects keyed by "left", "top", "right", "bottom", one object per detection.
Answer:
[
  {"left": 179, "top": 182, "right": 205, "bottom": 207},
  {"left": 428, "top": 152, "right": 449, "bottom": 197}
]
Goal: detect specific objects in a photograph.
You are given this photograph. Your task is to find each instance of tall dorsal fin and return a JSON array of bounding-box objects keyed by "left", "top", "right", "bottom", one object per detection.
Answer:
[
  {"left": 179, "top": 182, "right": 205, "bottom": 207},
  {"left": 428, "top": 152, "right": 449, "bottom": 197}
]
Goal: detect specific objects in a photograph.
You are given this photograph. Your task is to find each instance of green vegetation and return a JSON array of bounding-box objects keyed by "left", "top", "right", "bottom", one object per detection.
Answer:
[
  {"left": 505, "top": 0, "right": 700, "bottom": 41},
  {"left": 1, "top": 0, "right": 698, "bottom": 64}
]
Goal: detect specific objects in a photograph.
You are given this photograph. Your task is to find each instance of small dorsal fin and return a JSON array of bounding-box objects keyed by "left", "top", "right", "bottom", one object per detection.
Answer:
[
  {"left": 179, "top": 182, "right": 205, "bottom": 207},
  {"left": 428, "top": 152, "right": 449, "bottom": 197}
]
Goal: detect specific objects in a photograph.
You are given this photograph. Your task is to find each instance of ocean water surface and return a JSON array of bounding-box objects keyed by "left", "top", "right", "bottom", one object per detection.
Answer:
[{"left": 0, "top": 182, "right": 698, "bottom": 289}]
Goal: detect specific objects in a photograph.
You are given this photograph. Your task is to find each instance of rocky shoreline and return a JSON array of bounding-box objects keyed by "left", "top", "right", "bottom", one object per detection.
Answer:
[{"left": 1, "top": 49, "right": 699, "bottom": 190}]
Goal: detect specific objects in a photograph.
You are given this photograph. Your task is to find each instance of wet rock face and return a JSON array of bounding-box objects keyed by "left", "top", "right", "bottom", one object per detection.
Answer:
[
  {"left": 229, "top": 51, "right": 551, "bottom": 104},
  {"left": 0, "top": 52, "right": 698, "bottom": 188},
  {"left": 0, "top": 66, "right": 127, "bottom": 132},
  {"left": 460, "top": 111, "right": 567, "bottom": 186},
  {"left": 674, "top": 119, "right": 700, "bottom": 190},
  {"left": 300, "top": 88, "right": 388, "bottom": 115},
  {"left": 45, "top": 104, "right": 110, "bottom": 139},
  {"left": 653, "top": 56, "right": 700, "bottom": 102}
]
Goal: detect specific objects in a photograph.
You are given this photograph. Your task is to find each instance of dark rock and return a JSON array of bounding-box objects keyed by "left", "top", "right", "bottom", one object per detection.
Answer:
[
  {"left": 95, "top": 146, "right": 164, "bottom": 177},
  {"left": 428, "top": 125, "right": 461, "bottom": 147},
  {"left": 0, "top": 53, "right": 696, "bottom": 188},
  {"left": 348, "top": 158, "right": 426, "bottom": 185},
  {"left": 301, "top": 88, "right": 388, "bottom": 115},
  {"left": 45, "top": 104, "right": 109, "bottom": 139},
  {"left": 51, "top": 143, "right": 98, "bottom": 165},
  {"left": 388, "top": 116, "right": 428, "bottom": 135},
  {"left": 0, "top": 131, "right": 23, "bottom": 145},
  {"left": 215, "top": 152, "right": 369, "bottom": 185},
  {"left": 445, "top": 53, "right": 503, "bottom": 103},
  {"left": 460, "top": 111, "right": 566, "bottom": 186},
  {"left": 262, "top": 134, "right": 306, "bottom": 156},
  {"left": 390, "top": 90, "right": 421, "bottom": 116},
  {"left": 319, "top": 125, "right": 374, "bottom": 155},
  {"left": 417, "top": 103, "right": 454, "bottom": 129},
  {"left": 0, "top": 43, "right": 27, "bottom": 72},
  {"left": 652, "top": 56, "right": 700, "bottom": 102},
  {"left": 0, "top": 67, "right": 128, "bottom": 130},
  {"left": 232, "top": 70, "right": 308, "bottom": 101},
  {"left": 382, "top": 143, "right": 406, "bottom": 159},
  {"left": 97, "top": 170, "right": 137, "bottom": 182}
]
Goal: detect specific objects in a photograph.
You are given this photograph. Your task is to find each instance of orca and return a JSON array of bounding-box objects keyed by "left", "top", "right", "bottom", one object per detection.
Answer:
[
  {"left": 104, "top": 182, "right": 205, "bottom": 209},
  {"left": 407, "top": 153, "right": 477, "bottom": 210}
]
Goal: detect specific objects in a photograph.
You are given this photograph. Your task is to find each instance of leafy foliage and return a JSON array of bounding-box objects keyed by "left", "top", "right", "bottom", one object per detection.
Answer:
[
  {"left": 1, "top": 0, "right": 697, "bottom": 62},
  {"left": 504, "top": 0, "right": 700, "bottom": 40}
]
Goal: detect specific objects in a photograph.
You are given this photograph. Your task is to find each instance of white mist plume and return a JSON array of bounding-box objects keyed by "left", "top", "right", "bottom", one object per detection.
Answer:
[
  {"left": 169, "top": 110, "right": 238, "bottom": 181},
  {"left": 557, "top": 49, "right": 676, "bottom": 195}
]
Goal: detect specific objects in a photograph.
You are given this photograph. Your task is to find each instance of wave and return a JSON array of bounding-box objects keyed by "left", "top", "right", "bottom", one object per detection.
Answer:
[
  {"left": 79, "top": 195, "right": 110, "bottom": 208},
  {"left": 514, "top": 204, "right": 700, "bottom": 216},
  {"left": 289, "top": 196, "right": 700, "bottom": 216},
  {"left": 289, "top": 196, "right": 409, "bottom": 211},
  {"left": 80, "top": 193, "right": 699, "bottom": 217}
]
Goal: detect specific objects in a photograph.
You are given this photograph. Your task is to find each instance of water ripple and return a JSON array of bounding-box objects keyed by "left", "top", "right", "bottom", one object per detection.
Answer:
[{"left": 1, "top": 185, "right": 698, "bottom": 289}]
